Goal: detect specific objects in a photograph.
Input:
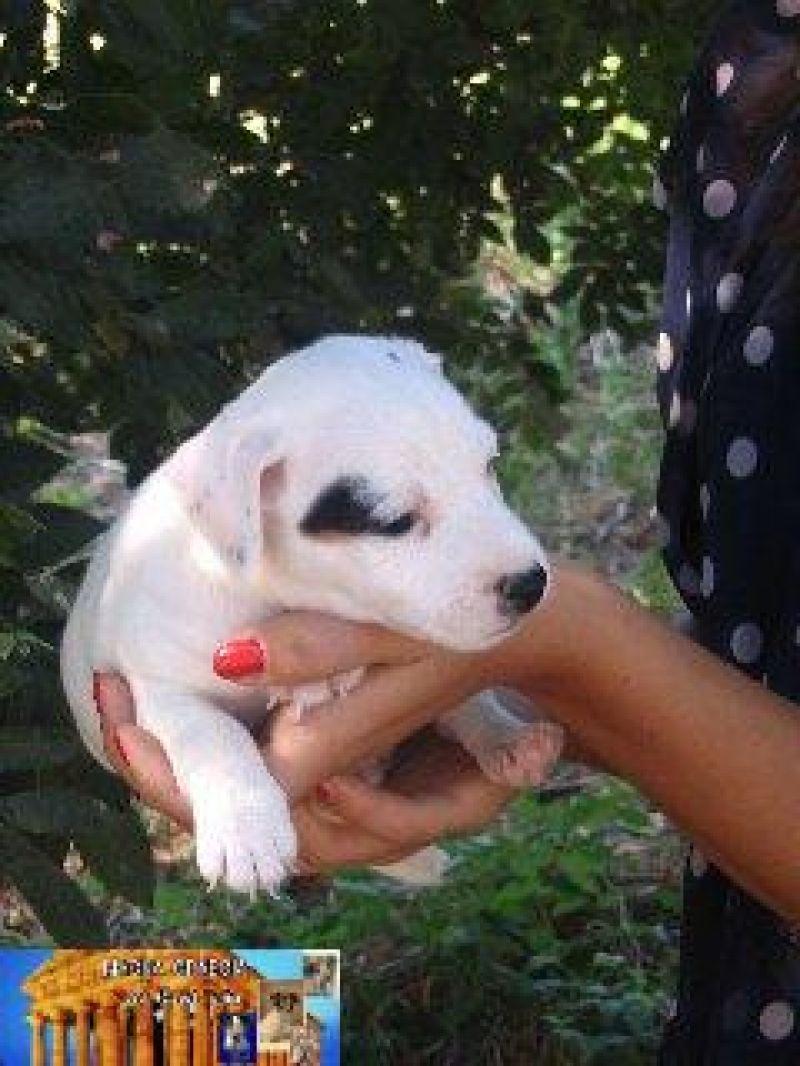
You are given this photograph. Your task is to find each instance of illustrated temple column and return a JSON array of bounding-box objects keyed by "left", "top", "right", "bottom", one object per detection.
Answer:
[
  {"left": 168, "top": 1000, "right": 191, "bottom": 1066},
  {"left": 31, "top": 1011, "right": 46, "bottom": 1066},
  {"left": 134, "top": 1000, "right": 154, "bottom": 1066},
  {"left": 52, "top": 1009, "right": 67, "bottom": 1066},
  {"left": 96, "top": 1001, "right": 122, "bottom": 1066},
  {"left": 75, "top": 1005, "right": 91, "bottom": 1066},
  {"left": 210, "top": 1003, "right": 222, "bottom": 1065},
  {"left": 193, "top": 993, "right": 211, "bottom": 1066}
]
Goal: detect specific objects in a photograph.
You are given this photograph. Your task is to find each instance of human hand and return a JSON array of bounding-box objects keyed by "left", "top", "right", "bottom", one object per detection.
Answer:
[
  {"left": 291, "top": 730, "right": 515, "bottom": 874},
  {"left": 87, "top": 616, "right": 452, "bottom": 815},
  {"left": 93, "top": 674, "right": 513, "bottom": 874},
  {"left": 89, "top": 606, "right": 521, "bottom": 875}
]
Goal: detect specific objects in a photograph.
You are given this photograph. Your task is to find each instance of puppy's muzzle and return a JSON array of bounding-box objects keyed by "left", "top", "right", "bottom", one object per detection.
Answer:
[{"left": 496, "top": 564, "right": 548, "bottom": 618}]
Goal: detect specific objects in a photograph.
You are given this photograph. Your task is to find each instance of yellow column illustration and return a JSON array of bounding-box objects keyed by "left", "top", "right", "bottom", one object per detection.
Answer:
[
  {"left": 169, "top": 1000, "right": 190, "bottom": 1066},
  {"left": 134, "top": 1000, "right": 154, "bottom": 1066},
  {"left": 31, "top": 1012, "right": 46, "bottom": 1066},
  {"left": 75, "top": 1005, "right": 91, "bottom": 1066},
  {"left": 97, "top": 1002, "right": 122, "bottom": 1066},
  {"left": 23, "top": 950, "right": 275, "bottom": 1066},
  {"left": 211, "top": 1004, "right": 221, "bottom": 1066},
  {"left": 119, "top": 1004, "right": 131, "bottom": 1066},
  {"left": 194, "top": 994, "right": 211, "bottom": 1066},
  {"left": 52, "top": 1009, "right": 67, "bottom": 1066}
]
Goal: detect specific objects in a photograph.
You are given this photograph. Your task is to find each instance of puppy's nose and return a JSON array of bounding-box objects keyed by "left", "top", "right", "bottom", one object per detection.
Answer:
[{"left": 497, "top": 564, "right": 548, "bottom": 616}]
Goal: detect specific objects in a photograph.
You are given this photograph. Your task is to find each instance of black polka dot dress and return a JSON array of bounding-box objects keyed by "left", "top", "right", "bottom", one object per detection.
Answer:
[{"left": 655, "top": 1, "right": 800, "bottom": 1061}]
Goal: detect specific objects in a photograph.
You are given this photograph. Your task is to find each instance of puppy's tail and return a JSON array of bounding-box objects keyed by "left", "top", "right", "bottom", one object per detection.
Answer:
[{"left": 371, "top": 845, "right": 450, "bottom": 887}]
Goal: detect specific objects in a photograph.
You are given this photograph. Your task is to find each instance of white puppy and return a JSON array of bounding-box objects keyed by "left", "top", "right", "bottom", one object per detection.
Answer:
[{"left": 61, "top": 336, "right": 563, "bottom": 894}]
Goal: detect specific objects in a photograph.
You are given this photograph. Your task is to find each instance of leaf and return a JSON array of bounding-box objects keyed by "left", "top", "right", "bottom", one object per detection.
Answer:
[
  {"left": 0, "top": 820, "right": 108, "bottom": 945},
  {"left": 0, "top": 433, "right": 65, "bottom": 497},
  {"left": 23, "top": 504, "right": 106, "bottom": 571},
  {"left": 0, "top": 501, "right": 39, "bottom": 569},
  {"left": 0, "top": 788, "right": 155, "bottom": 908},
  {"left": 0, "top": 728, "right": 82, "bottom": 772}
]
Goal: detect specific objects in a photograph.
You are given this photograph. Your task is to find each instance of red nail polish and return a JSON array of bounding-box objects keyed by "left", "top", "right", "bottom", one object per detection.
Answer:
[
  {"left": 111, "top": 729, "right": 131, "bottom": 768},
  {"left": 315, "top": 783, "right": 333, "bottom": 803},
  {"left": 213, "top": 638, "right": 266, "bottom": 680}
]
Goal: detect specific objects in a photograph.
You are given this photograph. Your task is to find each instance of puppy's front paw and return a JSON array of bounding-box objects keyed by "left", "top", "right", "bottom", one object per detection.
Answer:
[
  {"left": 477, "top": 721, "right": 565, "bottom": 789},
  {"left": 191, "top": 777, "right": 296, "bottom": 896}
]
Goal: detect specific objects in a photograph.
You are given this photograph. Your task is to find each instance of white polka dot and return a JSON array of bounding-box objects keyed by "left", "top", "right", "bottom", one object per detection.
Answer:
[
  {"left": 696, "top": 144, "right": 707, "bottom": 172},
  {"left": 653, "top": 173, "right": 668, "bottom": 211},
  {"left": 700, "top": 483, "right": 711, "bottom": 520},
  {"left": 686, "top": 287, "right": 693, "bottom": 318},
  {"left": 689, "top": 845, "right": 708, "bottom": 877},
  {"left": 743, "top": 325, "right": 774, "bottom": 365},
  {"left": 717, "top": 272, "right": 743, "bottom": 312},
  {"left": 715, "top": 62, "right": 735, "bottom": 96},
  {"left": 701, "top": 556, "right": 715, "bottom": 597},
  {"left": 679, "top": 564, "right": 701, "bottom": 596},
  {"left": 759, "top": 1000, "right": 795, "bottom": 1041},
  {"left": 777, "top": 0, "right": 800, "bottom": 17},
  {"left": 703, "top": 179, "right": 737, "bottom": 219},
  {"left": 731, "top": 622, "right": 764, "bottom": 664},
  {"left": 669, "top": 392, "right": 681, "bottom": 428},
  {"left": 771, "top": 134, "right": 789, "bottom": 164},
  {"left": 726, "top": 436, "right": 758, "bottom": 478},
  {"left": 656, "top": 331, "right": 674, "bottom": 372}
]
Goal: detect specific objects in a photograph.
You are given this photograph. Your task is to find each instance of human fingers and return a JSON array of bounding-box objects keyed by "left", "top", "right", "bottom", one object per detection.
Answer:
[
  {"left": 319, "top": 747, "right": 512, "bottom": 844},
  {"left": 114, "top": 723, "right": 193, "bottom": 830},
  {"left": 93, "top": 674, "right": 192, "bottom": 830},
  {"left": 292, "top": 752, "right": 512, "bottom": 876},
  {"left": 212, "top": 611, "right": 429, "bottom": 686},
  {"left": 292, "top": 798, "right": 417, "bottom": 874},
  {"left": 263, "top": 649, "right": 492, "bottom": 800}
]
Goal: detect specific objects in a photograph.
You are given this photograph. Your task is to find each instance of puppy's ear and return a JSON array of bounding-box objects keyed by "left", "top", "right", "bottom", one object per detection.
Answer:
[{"left": 168, "top": 414, "right": 284, "bottom": 581}]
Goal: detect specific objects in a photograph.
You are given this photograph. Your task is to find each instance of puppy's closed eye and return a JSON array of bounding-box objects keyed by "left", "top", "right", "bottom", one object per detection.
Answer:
[
  {"left": 380, "top": 511, "right": 417, "bottom": 536},
  {"left": 300, "top": 476, "right": 417, "bottom": 538}
]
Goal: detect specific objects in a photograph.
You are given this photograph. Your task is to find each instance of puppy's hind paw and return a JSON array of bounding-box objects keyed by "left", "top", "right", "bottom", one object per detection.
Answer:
[{"left": 477, "top": 722, "right": 565, "bottom": 789}]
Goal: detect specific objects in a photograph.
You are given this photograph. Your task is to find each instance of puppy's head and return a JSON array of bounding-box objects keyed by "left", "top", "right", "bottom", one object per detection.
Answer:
[{"left": 181, "top": 335, "right": 549, "bottom": 651}]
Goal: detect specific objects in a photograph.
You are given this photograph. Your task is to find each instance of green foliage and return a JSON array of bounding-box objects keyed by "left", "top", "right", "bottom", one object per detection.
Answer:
[
  {"left": 113, "top": 781, "right": 678, "bottom": 1064},
  {"left": 0, "top": 0, "right": 711, "bottom": 951},
  {"left": 0, "top": 422, "right": 154, "bottom": 945}
]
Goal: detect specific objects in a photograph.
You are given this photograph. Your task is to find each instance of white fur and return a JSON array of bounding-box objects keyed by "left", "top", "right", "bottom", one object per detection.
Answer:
[{"left": 61, "top": 335, "right": 560, "bottom": 895}]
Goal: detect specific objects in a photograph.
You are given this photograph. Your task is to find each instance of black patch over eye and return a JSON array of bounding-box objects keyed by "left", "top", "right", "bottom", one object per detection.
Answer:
[
  {"left": 300, "top": 477, "right": 375, "bottom": 535},
  {"left": 380, "top": 511, "right": 417, "bottom": 537},
  {"left": 300, "top": 477, "right": 417, "bottom": 538}
]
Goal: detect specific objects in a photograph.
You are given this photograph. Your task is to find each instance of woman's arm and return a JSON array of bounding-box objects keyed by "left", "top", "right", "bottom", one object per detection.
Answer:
[
  {"left": 94, "top": 561, "right": 800, "bottom": 919},
  {"left": 499, "top": 565, "right": 800, "bottom": 921}
]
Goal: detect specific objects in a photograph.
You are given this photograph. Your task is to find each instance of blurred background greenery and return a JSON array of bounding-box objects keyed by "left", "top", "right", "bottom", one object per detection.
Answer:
[{"left": 0, "top": 1, "right": 718, "bottom": 1061}]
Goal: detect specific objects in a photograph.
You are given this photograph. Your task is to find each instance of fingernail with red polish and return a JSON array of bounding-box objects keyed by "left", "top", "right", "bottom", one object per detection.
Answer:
[
  {"left": 315, "top": 783, "right": 333, "bottom": 804},
  {"left": 111, "top": 729, "right": 131, "bottom": 768},
  {"left": 213, "top": 638, "right": 266, "bottom": 680}
]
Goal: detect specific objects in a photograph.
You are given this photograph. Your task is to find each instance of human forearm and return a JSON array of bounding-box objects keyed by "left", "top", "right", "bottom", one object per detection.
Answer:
[{"left": 502, "top": 564, "right": 800, "bottom": 921}]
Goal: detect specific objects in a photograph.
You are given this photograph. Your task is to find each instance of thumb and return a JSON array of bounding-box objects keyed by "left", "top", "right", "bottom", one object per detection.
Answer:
[{"left": 213, "top": 611, "right": 428, "bottom": 686}]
